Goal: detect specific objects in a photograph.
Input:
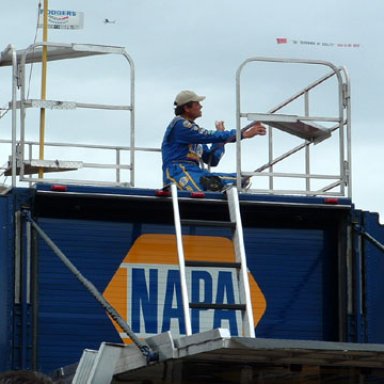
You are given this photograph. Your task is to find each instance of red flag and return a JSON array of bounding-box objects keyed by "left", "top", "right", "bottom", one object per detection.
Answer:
[{"left": 276, "top": 37, "right": 288, "bottom": 44}]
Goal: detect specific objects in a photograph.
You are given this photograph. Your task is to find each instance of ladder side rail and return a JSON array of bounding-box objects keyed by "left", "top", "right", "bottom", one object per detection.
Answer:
[
  {"left": 226, "top": 187, "right": 255, "bottom": 337},
  {"left": 170, "top": 183, "right": 192, "bottom": 336}
]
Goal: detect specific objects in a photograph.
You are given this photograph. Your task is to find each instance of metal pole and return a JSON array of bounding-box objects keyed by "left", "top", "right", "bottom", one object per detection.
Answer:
[
  {"left": 355, "top": 225, "right": 384, "bottom": 254},
  {"left": 39, "top": 0, "right": 48, "bottom": 178}
]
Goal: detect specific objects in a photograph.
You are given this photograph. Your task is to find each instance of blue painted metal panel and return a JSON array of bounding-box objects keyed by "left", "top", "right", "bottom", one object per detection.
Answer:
[
  {"left": 244, "top": 227, "right": 338, "bottom": 341},
  {"left": 0, "top": 193, "right": 15, "bottom": 371},
  {"left": 0, "top": 194, "right": 14, "bottom": 371},
  {"left": 363, "top": 211, "right": 384, "bottom": 343}
]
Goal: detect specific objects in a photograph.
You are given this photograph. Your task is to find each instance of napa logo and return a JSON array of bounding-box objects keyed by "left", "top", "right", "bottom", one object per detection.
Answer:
[{"left": 103, "top": 234, "right": 266, "bottom": 342}]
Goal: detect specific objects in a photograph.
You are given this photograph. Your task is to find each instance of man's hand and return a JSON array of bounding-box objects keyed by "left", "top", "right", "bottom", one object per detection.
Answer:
[
  {"left": 242, "top": 122, "right": 266, "bottom": 138},
  {"left": 215, "top": 120, "right": 225, "bottom": 131}
]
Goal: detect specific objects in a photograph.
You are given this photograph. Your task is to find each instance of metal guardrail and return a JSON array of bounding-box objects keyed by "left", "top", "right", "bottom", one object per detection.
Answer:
[
  {"left": 0, "top": 42, "right": 140, "bottom": 188},
  {"left": 235, "top": 57, "right": 352, "bottom": 197},
  {"left": 1, "top": 45, "right": 352, "bottom": 197}
]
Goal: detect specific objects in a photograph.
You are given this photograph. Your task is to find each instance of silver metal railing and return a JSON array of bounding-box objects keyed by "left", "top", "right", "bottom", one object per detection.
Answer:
[
  {"left": 0, "top": 42, "right": 138, "bottom": 188},
  {"left": 0, "top": 45, "right": 352, "bottom": 197},
  {"left": 235, "top": 57, "right": 351, "bottom": 197}
]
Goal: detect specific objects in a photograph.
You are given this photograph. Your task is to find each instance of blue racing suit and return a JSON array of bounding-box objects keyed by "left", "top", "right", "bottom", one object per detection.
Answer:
[{"left": 161, "top": 116, "right": 240, "bottom": 191}]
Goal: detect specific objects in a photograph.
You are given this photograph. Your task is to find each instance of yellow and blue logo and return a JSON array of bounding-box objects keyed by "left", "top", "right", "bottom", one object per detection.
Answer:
[{"left": 103, "top": 234, "right": 266, "bottom": 342}]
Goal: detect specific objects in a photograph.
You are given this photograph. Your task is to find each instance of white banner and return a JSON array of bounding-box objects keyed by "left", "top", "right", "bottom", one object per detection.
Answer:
[{"left": 38, "top": 10, "right": 84, "bottom": 30}]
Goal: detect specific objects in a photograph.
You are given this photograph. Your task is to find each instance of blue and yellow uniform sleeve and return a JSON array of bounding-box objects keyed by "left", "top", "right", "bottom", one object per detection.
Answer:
[{"left": 173, "top": 119, "right": 237, "bottom": 144}]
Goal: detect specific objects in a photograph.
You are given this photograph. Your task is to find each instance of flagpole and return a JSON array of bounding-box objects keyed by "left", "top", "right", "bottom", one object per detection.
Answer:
[{"left": 39, "top": 0, "right": 48, "bottom": 178}]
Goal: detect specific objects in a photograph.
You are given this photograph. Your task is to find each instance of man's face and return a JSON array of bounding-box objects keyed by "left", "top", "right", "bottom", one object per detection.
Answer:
[{"left": 184, "top": 101, "right": 202, "bottom": 120}]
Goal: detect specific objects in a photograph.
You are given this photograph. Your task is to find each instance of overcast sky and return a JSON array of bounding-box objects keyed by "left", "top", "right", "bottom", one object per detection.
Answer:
[{"left": 1, "top": 0, "right": 384, "bottom": 220}]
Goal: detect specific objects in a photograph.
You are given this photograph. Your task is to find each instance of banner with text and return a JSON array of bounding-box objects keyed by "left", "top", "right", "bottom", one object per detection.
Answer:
[{"left": 38, "top": 10, "right": 84, "bottom": 30}]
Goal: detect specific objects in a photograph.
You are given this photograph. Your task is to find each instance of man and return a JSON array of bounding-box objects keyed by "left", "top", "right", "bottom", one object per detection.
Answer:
[{"left": 161, "top": 90, "right": 266, "bottom": 192}]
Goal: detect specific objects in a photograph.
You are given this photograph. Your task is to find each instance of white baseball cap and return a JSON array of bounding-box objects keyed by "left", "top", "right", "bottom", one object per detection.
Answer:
[{"left": 174, "top": 90, "right": 205, "bottom": 106}]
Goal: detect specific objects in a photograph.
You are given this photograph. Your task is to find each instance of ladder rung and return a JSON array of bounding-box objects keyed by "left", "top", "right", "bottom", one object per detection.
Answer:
[
  {"left": 189, "top": 303, "right": 246, "bottom": 310},
  {"left": 180, "top": 219, "right": 236, "bottom": 229},
  {"left": 185, "top": 260, "right": 241, "bottom": 269}
]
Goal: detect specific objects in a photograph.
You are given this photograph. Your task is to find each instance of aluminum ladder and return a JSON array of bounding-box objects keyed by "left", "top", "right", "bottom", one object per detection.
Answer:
[{"left": 170, "top": 183, "right": 255, "bottom": 337}]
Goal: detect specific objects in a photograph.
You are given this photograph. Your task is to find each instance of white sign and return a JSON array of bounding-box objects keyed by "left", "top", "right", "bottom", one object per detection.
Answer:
[{"left": 38, "top": 10, "right": 84, "bottom": 30}]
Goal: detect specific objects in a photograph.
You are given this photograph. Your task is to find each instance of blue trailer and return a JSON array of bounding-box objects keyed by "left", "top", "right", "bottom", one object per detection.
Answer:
[{"left": 1, "top": 184, "right": 384, "bottom": 382}]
